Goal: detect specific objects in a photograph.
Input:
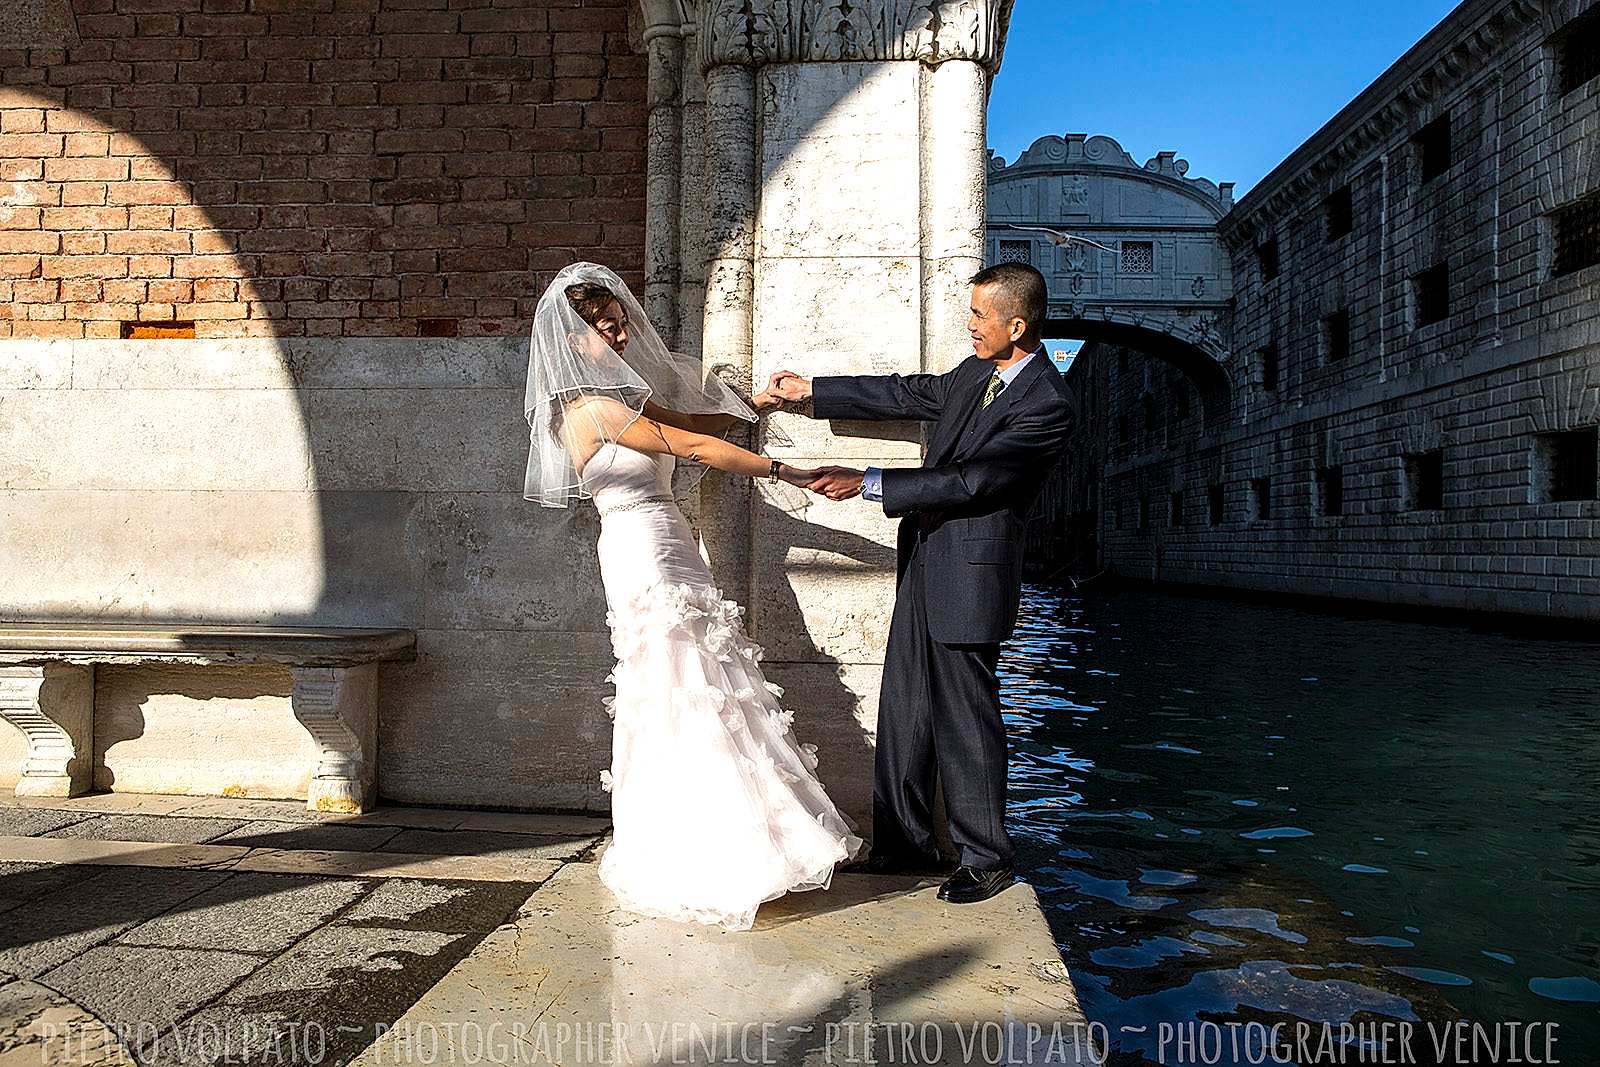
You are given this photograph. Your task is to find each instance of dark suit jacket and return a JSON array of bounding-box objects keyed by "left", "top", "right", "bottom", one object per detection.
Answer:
[{"left": 812, "top": 353, "right": 1073, "bottom": 644}]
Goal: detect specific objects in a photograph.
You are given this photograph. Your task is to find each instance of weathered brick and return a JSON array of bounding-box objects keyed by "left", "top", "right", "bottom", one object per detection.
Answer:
[
  {"left": 0, "top": 133, "right": 65, "bottom": 157},
  {"left": 42, "top": 157, "right": 130, "bottom": 182},
  {"left": 0, "top": 232, "right": 61, "bottom": 254},
  {"left": 41, "top": 254, "right": 128, "bottom": 278},
  {"left": 188, "top": 300, "right": 249, "bottom": 318},
  {"left": 106, "top": 230, "right": 193, "bottom": 254}
]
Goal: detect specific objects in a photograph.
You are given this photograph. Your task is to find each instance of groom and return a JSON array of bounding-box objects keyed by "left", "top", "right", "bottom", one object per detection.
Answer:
[{"left": 770, "top": 262, "right": 1072, "bottom": 904}]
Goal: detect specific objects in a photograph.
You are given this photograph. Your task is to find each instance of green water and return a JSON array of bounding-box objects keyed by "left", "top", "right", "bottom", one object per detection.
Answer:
[{"left": 1001, "top": 586, "right": 1600, "bottom": 1066}]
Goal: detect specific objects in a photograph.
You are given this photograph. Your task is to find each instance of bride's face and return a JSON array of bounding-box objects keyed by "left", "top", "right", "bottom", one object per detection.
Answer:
[{"left": 589, "top": 299, "right": 630, "bottom": 356}]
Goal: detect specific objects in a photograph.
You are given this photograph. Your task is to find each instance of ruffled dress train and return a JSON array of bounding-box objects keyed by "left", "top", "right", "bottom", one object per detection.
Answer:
[{"left": 585, "top": 443, "right": 864, "bottom": 931}]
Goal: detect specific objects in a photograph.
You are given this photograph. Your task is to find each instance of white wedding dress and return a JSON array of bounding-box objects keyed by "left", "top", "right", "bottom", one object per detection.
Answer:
[{"left": 584, "top": 441, "right": 864, "bottom": 931}]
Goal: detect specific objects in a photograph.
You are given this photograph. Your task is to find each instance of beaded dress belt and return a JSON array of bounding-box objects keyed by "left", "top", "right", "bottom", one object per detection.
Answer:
[{"left": 597, "top": 495, "right": 674, "bottom": 516}]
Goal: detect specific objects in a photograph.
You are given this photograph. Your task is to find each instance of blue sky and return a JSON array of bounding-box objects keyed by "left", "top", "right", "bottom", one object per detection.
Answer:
[{"left": 989, "top": 1, "right": 1462, "bottom": 198}]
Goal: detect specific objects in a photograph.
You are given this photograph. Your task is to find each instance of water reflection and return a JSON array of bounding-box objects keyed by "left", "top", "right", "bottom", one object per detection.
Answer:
[{"left": 1002, "top": 586, "right": 1600, "bottom": 1066}]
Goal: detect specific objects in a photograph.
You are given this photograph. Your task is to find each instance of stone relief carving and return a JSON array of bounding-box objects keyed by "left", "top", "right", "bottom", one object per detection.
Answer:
[
  {"left": 992, "top": 134, "right": 1235, "bottom": 212},
  {"left": 701, "top": 0, "right": 1014, "bottom": 72}
]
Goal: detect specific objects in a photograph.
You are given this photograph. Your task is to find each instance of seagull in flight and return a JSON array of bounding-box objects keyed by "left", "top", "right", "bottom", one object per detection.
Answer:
[{"left": 1001, "top": 224, "right": 1119, "bottom": 254}]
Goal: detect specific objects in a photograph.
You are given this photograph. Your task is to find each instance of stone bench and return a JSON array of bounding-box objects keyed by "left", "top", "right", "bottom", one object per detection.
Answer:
[{"left": 0, "top": 623, "right": 416, "bottom": 813}]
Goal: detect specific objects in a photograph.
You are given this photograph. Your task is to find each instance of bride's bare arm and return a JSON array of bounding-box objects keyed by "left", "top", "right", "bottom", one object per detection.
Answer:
[
  {"left": 566, "top": 395, "right": 816, "bottom": 486},
  {"left": 643, "top": 391, "right": 784, "bottom": 435},
  {"left": 642, "top": 400, "right": 739, "bottom": 436},
  {"left": 619, "top": 415, "right": 818, "bottom": 485}
]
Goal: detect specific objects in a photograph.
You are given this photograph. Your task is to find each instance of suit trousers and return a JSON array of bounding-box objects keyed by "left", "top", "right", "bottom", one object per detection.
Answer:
[{"left": 872, "top": 531, "right": 1014, "bottom": 871}]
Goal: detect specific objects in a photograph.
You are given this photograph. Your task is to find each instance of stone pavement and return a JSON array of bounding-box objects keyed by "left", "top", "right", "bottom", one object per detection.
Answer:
[{"left": 0, "top": 794, "right": 1095, "bottom": 1066}]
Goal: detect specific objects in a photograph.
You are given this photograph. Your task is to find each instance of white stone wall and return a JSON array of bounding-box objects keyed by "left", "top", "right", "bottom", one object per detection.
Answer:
[{"left": 0, "top": 336, "right": 618, "bottom": 807}]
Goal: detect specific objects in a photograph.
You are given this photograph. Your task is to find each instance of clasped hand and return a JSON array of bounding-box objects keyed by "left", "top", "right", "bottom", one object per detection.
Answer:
[{"left": 751, "top": 370, "right": 864, "bottom": 502}]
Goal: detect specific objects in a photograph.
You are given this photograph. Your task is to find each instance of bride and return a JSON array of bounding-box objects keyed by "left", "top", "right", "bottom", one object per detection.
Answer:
[{"left": 524, "top": 262, "right": 864, "bottom": 931}]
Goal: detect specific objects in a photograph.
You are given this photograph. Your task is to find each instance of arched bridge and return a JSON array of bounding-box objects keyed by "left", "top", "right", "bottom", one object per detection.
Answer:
[{"left": 986, "top": 134, "right": 1236, "bottom": 380}]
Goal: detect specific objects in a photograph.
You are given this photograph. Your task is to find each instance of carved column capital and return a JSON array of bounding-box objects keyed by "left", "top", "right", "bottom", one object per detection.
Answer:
[{"left": 699, "top": 0, "right": 1014, "bottom": 74}]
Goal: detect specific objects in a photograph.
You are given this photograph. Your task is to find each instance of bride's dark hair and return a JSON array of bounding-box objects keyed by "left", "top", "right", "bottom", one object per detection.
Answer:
[{"left": 565, "top": 282, "right": 617, "bottom": 326}]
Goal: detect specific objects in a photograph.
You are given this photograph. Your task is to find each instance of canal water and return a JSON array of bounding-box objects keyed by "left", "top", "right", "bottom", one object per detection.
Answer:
[{"left": 1001, "top": 586, "right": 1600, "bottom": 1066}]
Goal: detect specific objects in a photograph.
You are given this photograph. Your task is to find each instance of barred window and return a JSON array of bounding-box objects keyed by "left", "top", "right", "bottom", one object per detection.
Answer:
[
  {"left": 1318, "top": 465, "right": 1344, "bottom": 517},
  {"left": 1536, "top": 429, "right": 1598, "bottom": 503},
  {"left": 1322, "top": 309, "right": 1351, "bottom": 363},
  {"left": 1259, "top": 345, "right": 1280, "bottom": 391},
  {"left": 1414, "top": 114, "right": 1452, "bottom": 183},
  {"left": 1121, "top": 241, "right": 1154, "bottom": 274},
  {"left": 1326, "top": 185, "right": 1353, "bottom": 241},
  {"left": 1138, "top": 495, "right": 1151, "bottom": 532},
  {"left": 1405, "top": 450, "right": 1445, "bottom": 511},
  {"left": 1413, "top": 263, "right": 1450, "bottom": 327},
  {"left": 1558, "top": 6, "right": 1600, "bottom": 95},
  {"left": 1257, "top": 238, "right": 1280, "bottom": 281},
  {"left": 1553, "top": 192, "right": 1600, "bottom": 277},
  {"left": 1207, "top": 483, "right": 1225, "bottom": 525},
  {"left": 998, "top": 240, "right": 1031, "bottom": 264},
  {"left": 1251, "top": 477, "right": 1272, "bottom": 520},
  {"left": 1169, "top": 490, "right": 1184, "bottom": 527}
]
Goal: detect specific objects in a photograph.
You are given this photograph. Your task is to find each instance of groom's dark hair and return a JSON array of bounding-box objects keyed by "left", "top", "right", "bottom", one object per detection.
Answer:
[{"left": 971, "top": 263, "right": 1047, "bottom": 333}]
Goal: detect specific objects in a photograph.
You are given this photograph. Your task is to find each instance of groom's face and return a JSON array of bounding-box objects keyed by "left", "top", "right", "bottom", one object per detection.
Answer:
[{"left": 968, "top": 283, "right": 1022, "bottom": 362}]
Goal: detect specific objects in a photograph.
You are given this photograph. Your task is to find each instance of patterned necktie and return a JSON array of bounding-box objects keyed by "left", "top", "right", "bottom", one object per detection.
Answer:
[{"left": 982, "top": 371, "right": 1006, "bottom": 409}]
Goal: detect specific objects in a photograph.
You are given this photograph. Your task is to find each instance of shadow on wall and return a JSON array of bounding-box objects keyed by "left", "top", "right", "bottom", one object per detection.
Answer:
[{"left": 0, "top": 0, "right": 896, "bottom": 819}]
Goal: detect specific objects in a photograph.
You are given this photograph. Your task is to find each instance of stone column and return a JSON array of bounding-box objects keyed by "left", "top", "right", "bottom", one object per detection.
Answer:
[
  {"left": 680, "top": 0, "right": 1013, "bottom": 830},
  {"left": 643, "top": 28, "right": 686, "bottom": 346},
  {"left": 696, "top": 61, "right": 760, "bottom": 604},
  {"left": 920, "top": 58, "right": 990, "bottom": 376}
]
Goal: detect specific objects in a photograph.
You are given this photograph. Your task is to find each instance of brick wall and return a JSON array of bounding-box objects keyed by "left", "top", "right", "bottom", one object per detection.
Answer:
[{"left": 0, "top": 0, "right": 646, "bottom": 339}]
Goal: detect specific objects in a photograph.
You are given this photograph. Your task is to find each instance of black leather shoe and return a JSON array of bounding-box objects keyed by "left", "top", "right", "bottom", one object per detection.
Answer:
[
  {"left": 842, "top": 851, "right": 955, "bottom": 876},
  {"left": 936, "top": 865, "right": 1015, "bottom": 904}
]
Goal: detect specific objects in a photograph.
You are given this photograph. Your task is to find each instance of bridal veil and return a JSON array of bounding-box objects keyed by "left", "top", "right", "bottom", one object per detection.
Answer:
[{"left": 523, "top": 262, "right": 756, "bottom": 508}]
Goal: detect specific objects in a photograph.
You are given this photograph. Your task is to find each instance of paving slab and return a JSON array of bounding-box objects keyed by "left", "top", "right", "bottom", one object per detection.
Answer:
[
  {"left": 0, "top": 808, "right": 92, "bottom": 838},
  {"left": 208, "top": 820, "right": 404, "bottom": 853},
  {"left": 1, "top": 794, "right": 609, "bottom": 838},
  {"left": 4, "top": 794, "right": 198, "bottom": 817},
  {"left": 230, "top": 847, "right": 565, "bottom": 884},
  {"left": 376, "top": 828, "right": 594, "bottom": 862},
  {"left": 337, "top": 878, "right": 536, "bottom": 935},
  {"left": 40, "top": 944, "right": 263, "bottom": 1039},
  {"left": 42, "top": 814, "right": 246, "bottom": 845},
  {"left": 351, "top": 859, "right": 1098, "bottom": 1066},
  {"left": 142, "top": 926, "right": 481, "bottom": 1067},
  {"left": 114, "top": 872, "right": 370, "bottom": 954},
  {"left": 0, "top": 866, "right": 229, "bottom": 979},
  {"left": 0, "top": 976, "right": 135, "bottom": 1067},
  {"left": 0, "top": 836, "right": 251, "bottom": 873},
  {"left": 0, "top": 861, "right": 91, "bottom": 917},
  {"left": 0, "top": 836, "right": 563, "bottom": 884}
]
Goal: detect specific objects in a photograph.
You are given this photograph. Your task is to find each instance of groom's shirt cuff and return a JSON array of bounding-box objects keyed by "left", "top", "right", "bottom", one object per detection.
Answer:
[{"left": 862, "top": 467, "right": 884, "bottom": 502}]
